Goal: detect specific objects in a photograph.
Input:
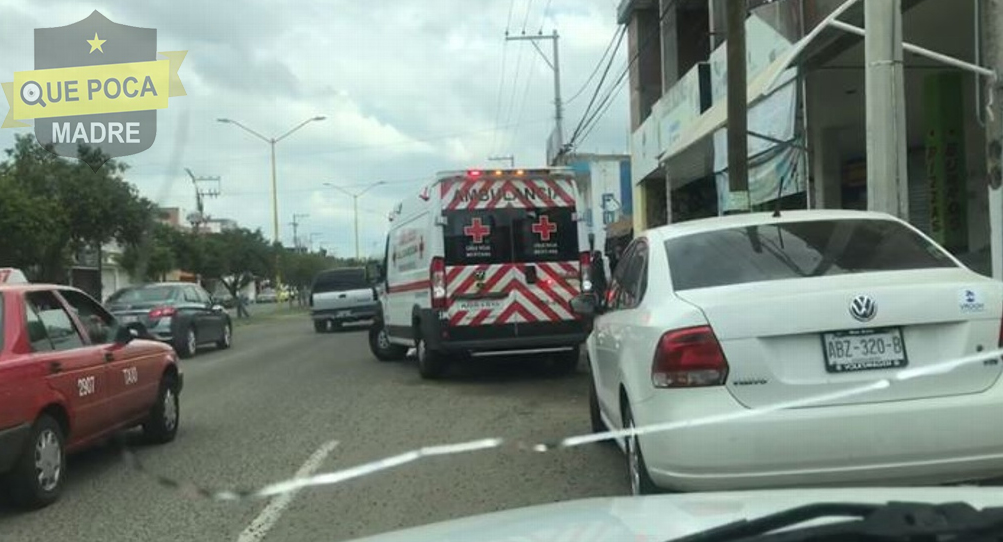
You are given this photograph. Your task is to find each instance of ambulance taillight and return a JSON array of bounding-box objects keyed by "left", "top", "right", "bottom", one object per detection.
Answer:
[{"left": 430, "top": 257, "right": 447, "bottom": 310}]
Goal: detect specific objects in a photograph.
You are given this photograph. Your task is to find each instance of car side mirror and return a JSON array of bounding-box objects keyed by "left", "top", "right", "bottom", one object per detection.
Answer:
[
  {"left": 366, "top": 262, "right": 384, "bottom": 284},
  {"left": 570, "top": 293, "right": 600, "bottom": 317},
  {"left": 211, "top": 304, "right": 225, "bottom": 313},
  {"left": 114, "top": 325, "right": 136, "bottom": 344}
]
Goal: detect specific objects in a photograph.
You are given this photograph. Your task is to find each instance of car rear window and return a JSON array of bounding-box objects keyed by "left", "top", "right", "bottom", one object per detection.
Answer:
[
  {"left": 313, "top": 269, "right": 368, "bottom": 293},
  {"left": 665, "top": 218, "right": 957, "bottom": 291},
  {"left": 107, "top": 285, "right": 179, "bottom": 303}
]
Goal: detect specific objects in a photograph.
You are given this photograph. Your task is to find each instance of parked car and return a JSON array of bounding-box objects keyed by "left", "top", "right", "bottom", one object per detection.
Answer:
[
  {"left": 0, "top": 269, "right": 182, "bottom": 509},
  {"left": 310, "top": 267, "right": 378, "bottom": 332},
  {"left": 105, "top": 282, "right": 233, "bottom": 358},
  {"left": 257, "top": 289, "right": 278, "bottom": 303},
  {"left": 575, "top": 210, "right": 1003, "bottom": 495}
]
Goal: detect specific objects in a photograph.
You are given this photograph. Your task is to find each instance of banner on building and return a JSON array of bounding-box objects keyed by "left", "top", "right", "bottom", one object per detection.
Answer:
[
  {"left": 713, "top": 69, "right": 805, "bottom": 212},
  {"left": 924, "top": 72, "right": 968, "bottom": 253}
]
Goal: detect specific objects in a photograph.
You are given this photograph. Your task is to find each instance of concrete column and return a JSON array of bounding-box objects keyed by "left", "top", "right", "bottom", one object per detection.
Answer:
[
  {"left": 984, "top": 0, "right": 1003, "bottom": 280},
  {"left": 812, "top": 126, "right": 843, "bottom": 209},
  {"left": 864, "top": 0, "right": 909, "bottom": 218},
  {"left": 663, "top": 166, "right": 674, "bottom": 225},
  {"left": 632, "top": 180, "right": 648, "bottom": 234}
]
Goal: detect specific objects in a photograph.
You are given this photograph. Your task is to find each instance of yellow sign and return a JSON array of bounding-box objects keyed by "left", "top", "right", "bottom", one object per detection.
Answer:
[{"left": 12, "top": 59, "right": 173, "bottom": 120}]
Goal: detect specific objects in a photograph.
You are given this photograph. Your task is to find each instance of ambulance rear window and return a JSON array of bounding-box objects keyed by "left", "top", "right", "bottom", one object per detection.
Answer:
[{"left": 444, "top": 208, "right": 579, "bottom": 265}]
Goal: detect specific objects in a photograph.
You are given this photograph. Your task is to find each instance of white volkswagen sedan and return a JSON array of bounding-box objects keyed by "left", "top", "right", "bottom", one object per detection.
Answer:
[{"left": 577, "top": 210, "right": 1003, "bottom": 495}]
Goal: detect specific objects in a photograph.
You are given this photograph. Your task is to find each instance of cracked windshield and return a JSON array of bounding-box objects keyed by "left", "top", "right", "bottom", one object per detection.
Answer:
[{"left": 5, "top": 0, "right": 1003, "bottom": 541}]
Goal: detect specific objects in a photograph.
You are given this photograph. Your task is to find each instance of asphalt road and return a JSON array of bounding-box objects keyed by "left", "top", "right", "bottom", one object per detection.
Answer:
[{"left": 0, "top": 315, "right": 627, "bottom": 542}]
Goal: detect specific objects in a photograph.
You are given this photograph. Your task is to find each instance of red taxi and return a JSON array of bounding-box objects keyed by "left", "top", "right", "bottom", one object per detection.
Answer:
[{"left": 0, "top": 269, "right": 182, "bottom": 509}]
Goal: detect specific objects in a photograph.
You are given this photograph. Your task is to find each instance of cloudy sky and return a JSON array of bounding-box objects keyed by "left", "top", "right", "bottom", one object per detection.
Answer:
[{"left": 0, "top": 0, "right": 630, "bottom": 259}]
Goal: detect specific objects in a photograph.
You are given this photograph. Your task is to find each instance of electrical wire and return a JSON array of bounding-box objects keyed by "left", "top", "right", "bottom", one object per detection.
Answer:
[
  {"left": 567, "top": 24, "right": 626, "bottom": 145},
  {"left": 565, "top": 25, "right": 625, "bottom": 105},
  {"left": 566, "top": 0, "right": 678, "bottom": 152}
]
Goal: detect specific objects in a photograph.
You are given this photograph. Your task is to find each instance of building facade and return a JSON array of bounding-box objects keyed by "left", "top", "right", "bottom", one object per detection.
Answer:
[{"left": 620, "top": 0, "right": 992, "bottom": 274}]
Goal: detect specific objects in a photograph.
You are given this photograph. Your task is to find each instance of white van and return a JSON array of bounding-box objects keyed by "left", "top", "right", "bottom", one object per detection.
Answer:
[{"left": 368, "top": 168, "right": 592, "bottom": 379}]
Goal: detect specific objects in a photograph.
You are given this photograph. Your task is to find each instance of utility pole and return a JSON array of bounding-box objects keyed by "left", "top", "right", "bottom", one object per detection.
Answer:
[
  {"left": 290, "top": 213, "right": 309, "bottom": 251},
  {"left": 184, "top": 168, "right": 220, "bottom": 233},
  {"left": 725, "top": 0, "right": 749, "bottom": 212},
  {"left": 985, "top": 0, "right": 1003, "bottom": 280},
  {"left": 506, "top": 30, "right": 564, "bottom": 159},
  {"left": 864, "top": 0, "right": 908, "bottom": 218},
  {"left": 488, "top": 155, "right": 515, "bottom": 168}
]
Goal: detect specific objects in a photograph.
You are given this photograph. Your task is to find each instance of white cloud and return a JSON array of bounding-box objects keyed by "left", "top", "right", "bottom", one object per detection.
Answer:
[{"left": 0, "top": 0, "right": 630, "bottom": 259}]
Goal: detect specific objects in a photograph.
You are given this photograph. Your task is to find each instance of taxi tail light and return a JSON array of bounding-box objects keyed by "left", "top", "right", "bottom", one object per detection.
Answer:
[
  {"left": 579, "top": 251, "right": 592, "bottom": 293},
  {"left": 148, "top": 306, "right": 177, "bottom": 320},
  {"left": 652, "top": 326, "right": 729, "bottom": 388},
  {"left": 430, "top": 257, "right": 447, "bottom": 310}
]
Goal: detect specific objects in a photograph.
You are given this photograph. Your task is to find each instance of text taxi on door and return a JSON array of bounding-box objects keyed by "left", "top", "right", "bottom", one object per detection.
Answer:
[{"left": 0, "top": 268, "right": 183, "bottom": 509}]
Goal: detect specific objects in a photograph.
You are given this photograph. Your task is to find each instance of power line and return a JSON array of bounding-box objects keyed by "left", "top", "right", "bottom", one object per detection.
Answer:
[
  {"left": 508, "top": 49, "right": 541, "bottom": 152},
  {"left": 490, "top": 0, "right": 519, "bottom": 154},
  {"left": 568, "top": 25, "right": 626, "bottom": 145},
  {"left": 521, "top": 0, "right": 535, "bottom": 33},
  {"left": 538, "top": 0, "right": 554, "bottom": 33},
  {"left": 126, "top": 118, "right": 555, "bottom": 171},
  {"left": 565, "top": 25, "right": 624, "bottom": 105},
  {"left": 567, "top": 0, "right": 678, "bottom": 152}
]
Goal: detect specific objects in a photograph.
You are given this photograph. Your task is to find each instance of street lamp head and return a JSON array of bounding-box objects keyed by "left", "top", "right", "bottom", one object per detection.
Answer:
[
  {"left": 216, "top": 118, "right": 232, "bottom": 123},
  {"left": 312, "top": 116, "right": 327, "bottom": 121}
]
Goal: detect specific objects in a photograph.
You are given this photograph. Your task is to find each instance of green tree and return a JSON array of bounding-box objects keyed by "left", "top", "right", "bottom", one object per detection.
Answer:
[
  {"left": 184, "top": 228, "right": 274, "bottom": 318},
  {"left": 0, "top": 134, "right": 156, "bottom": 282}
]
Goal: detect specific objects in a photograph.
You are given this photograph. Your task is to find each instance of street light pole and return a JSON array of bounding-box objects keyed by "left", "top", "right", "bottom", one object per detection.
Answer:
[
  {"left": 323, "top": 181, "right": 386, "bottom": 260},
  {"left": 217, "top": 116, "right": 326, "bottom": 245}
]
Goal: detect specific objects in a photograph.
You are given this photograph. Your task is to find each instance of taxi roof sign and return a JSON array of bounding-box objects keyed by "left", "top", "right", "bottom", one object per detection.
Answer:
[{"left": 0, "top": 268, "right": 29, "bottom": 284}]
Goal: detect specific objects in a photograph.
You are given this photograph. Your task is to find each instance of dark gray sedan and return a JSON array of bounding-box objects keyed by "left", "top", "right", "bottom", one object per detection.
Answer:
[{"left": 106, "top": 282, "right": 233, "bottom": 358}]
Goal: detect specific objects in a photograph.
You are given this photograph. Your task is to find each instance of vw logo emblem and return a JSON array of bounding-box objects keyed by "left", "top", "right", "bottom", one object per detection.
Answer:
[{"left": 849, "top": 295, "right": 876, "bottom": 322}]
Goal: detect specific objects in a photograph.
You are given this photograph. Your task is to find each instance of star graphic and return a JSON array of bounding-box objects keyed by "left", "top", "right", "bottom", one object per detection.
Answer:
[{"left": 87, "top": 33, "right": 106, "bottom": 53}]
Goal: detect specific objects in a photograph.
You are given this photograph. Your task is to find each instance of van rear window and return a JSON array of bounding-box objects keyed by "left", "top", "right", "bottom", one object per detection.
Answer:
[
  {"left": 444, "top": 209, "right": 579, "bottom": 265},
  {"left": 313, "top": 269, "right": 368, "bottom": 293}
]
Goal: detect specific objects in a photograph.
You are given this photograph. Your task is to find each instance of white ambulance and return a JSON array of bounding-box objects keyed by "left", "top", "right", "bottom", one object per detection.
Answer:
[{"left": 368, "top": 168, "right": 592, "bottom": 379}]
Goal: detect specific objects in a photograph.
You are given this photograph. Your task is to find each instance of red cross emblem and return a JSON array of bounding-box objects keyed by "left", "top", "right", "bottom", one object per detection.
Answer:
[
  {"left": 531, "top": 215, "right": 558, "bottom": 242},
  {"left": 463, "top": 218, "right": 491, "bottom": 243}
]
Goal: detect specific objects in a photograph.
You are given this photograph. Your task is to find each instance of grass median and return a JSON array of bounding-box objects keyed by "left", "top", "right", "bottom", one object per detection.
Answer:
[{"left": 231, "top": 304, "right": 310, "bottom": 328}]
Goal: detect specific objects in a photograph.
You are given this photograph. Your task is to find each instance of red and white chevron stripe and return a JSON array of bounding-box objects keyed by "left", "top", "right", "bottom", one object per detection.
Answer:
[
  {"left": 441, "top": 178, "right": 576, "bottom": 210},
  {"left": 446, "top": 262, "right": 581, "bottom": 326}
]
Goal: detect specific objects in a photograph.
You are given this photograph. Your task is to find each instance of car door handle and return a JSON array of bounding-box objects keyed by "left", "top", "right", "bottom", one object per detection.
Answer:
[
  {"left": 49, "top": 361, "right": 62, "bottom": 374},
  {"left": 104, "top": 352, "right": 114, "bottom": 363}
]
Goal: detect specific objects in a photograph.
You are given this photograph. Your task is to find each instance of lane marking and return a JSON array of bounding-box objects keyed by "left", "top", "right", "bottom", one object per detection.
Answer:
[{"left": 236, "top": 440, "right": 340, "bottom": 542}]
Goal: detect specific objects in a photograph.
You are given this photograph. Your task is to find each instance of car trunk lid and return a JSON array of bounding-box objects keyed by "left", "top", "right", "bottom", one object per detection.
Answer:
[{"left": 676, "top": 269, "right": 1003, "bottom": 408}]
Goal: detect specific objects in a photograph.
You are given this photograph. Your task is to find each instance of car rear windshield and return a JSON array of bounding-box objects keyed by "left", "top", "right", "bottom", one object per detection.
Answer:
[
  {"left": 444, "top": 208, "right": 579, "bottom": 265},
  {"left": 313, "top": 269, "right": 368, "bottom": 293},
  {"left": 106, "top": 285, "right": 179, "bottom": 303},
  {"left": 665, "top": 218, "right": 957, "bottom": 291}
]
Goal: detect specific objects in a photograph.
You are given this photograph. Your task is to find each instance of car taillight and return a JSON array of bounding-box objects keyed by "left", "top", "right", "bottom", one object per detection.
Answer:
[
  {"left": 430, "top": 257, "right": 447, "bottom": 310},
  {"left": 579, "top": 251, "right": 592, "bottom": 292},
  {"left": 148, "top": 306, "right": 177, "bottom": 319},
  {"left": 651, "top": 326, "right": 729, "bottom": 388}
]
